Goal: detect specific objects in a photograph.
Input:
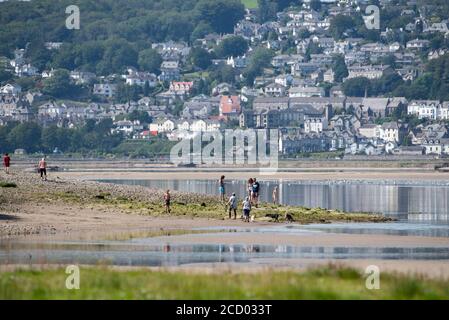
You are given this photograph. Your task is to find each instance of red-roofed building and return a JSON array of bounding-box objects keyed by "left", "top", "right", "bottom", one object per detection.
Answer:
[
  {"left": 219, "top": 95, "right": 241, "bottom": 119},
  {"left": 169, "top": 81, "right": 194, "bottom": 95}
]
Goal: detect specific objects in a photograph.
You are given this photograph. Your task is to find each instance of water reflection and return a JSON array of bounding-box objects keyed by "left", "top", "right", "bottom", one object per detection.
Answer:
[
  {"left": 2, "top": 243, "right": 449, "bottom": 267},
  {"left": 99, "top": 179, "right": 449, "bottom": 219}
]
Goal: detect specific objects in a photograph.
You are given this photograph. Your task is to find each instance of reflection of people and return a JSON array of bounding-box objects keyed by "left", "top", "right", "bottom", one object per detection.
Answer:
[
  {"left": 38, "top": 157, "right": 47, "bottom": 181},
  {"left": 219, "top": 175, "right": 226, "bottom": 202},
  {"left": 242, "top": 197, "right": 251, "bottom": 222},
  {"left": 272, "top": 186, "right": 278, "bottom": 205},
  {"left": 227, "top": 193, "right": 238, "bottom": 219},
  {"left": 3, "top": 153, "right": 11, "bottom": 174},
  {"left": 164, "top": 190, "right": 171, "bottom": 214}
]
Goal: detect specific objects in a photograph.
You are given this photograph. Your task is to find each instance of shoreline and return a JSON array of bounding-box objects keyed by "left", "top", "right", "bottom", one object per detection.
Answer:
[
  {"left": 1, "top": 170, "right": 449, "bottom": 279},
  {"left": 57, "top": 169, "right": 449, "bottom": 182}
]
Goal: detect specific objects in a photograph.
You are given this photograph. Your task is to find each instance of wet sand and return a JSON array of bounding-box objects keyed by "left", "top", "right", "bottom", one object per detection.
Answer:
[{"left": 2, "top": 170, "right": 449, "bottom": 279}]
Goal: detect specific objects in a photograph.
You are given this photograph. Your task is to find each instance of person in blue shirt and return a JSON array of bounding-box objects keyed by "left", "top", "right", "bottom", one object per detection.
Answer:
[{"left": 252, "top": 178, "right": 260, "bottom": 208}]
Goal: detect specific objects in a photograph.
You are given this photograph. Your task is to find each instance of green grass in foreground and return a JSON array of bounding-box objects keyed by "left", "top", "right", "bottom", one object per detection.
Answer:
[
  {"left": 242, "top": 0, "right": 258, "bottom": 9},
  {"left": 0, "top": 266, "right": 448, "bottom": 299}
]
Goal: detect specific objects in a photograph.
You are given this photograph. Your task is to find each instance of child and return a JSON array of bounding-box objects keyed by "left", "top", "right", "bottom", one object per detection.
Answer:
[
  {"left": 242, "top": 196, "right": 252, "bottom": 223},
  {"left": 227, "top": 193, "right": 238, "bottom": 219},
  {"left": 164, "top": 190, "right": 171, "bottom": 214}
]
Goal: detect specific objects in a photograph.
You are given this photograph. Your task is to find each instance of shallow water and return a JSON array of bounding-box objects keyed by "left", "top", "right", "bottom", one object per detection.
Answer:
[
  {"left": 1, "top": 224, "right": 448, "bottom": 267},
  {"left": 99, "top": 179, "right": 449, "bottom": 221}
]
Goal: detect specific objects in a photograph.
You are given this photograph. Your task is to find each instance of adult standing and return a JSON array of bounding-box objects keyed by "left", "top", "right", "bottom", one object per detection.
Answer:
[
  {"left": 219, "top": 175, "right": 226, "bottom": 202},
  {"left": 38, "top": 157, "right": 47, "bottom": 181},
  {"left": 247, "top": 178, "right": 254, "bottom": 198},
  {"left": 227, "top": 193, "right": 238, "bottom": 220},
  {"left": 3, "top": 153, "right": 11, "bottom": 174},
  {"left": 272, "top": 186, "right": 278, "bottom": 205},
  {"left": 252, "top": 178, "right": 260, "bottom": 208}
]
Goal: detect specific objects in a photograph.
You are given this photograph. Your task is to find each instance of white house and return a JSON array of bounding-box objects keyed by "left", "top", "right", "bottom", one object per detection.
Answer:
[
  {"left": 407, "top": 100, "right": 444, "bottom": 120},
  {"left": 114, "top": 120, "right": 143, "bottom": 135},
  {"left": 0, "top": 84, "right": 22, "bottom": 96},
  {"left": 149, "top": 118, "right": 175, "bottom": 133}
]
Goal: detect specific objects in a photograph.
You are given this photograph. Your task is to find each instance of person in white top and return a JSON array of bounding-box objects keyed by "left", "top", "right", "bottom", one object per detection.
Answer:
[
  {"left": 227, "top": 193, "right": 238, "bottom": 219},
  {"left": 242, "top": 197, "right": 251, "bottom": 223}
]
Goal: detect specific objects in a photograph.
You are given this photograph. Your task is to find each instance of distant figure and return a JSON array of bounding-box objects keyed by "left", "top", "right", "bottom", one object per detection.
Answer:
[
  {"left": 252, "top": 178, "right": 260, "bottom": 208},
  {"left": 227, "top": 193, "right": 238, "bottom": 219},
  {"left": 272, "top": 186, "right": 278, "bottom": 205},
  {"left": 242, "top": 197, "right": 252, "bottom": 223},
  {"left": 219, "top": 175, "right": 226, "bottom": 202},
  {"left": 247, "top": 178, "right": 254, "bottom": 198},
  {"left": 3, "top": 153, "right": 10, "bottom": 174},
  {"left": 164, "top": 190, "right": 171, "bottom": 214},
  {"left": 38, "top": 157, "right": 47, "bottom": 181}
]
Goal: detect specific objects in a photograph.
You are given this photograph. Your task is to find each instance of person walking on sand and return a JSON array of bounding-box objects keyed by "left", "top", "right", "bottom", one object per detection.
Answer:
[
  {"left": 272, "top": 186, "right": 278, "bottom": 205},
  {"left": 227, "top": 193, "right": 238, "bottom": 219},
  {"left": 252, "top": 178, "right": 260, "bottom": 208},
  {"left": 242, "top": 196, "right": 252, "bottom": 223},
  {"left": 218, "top": 175, "right": 226, "bottom": 202},
  {"left": 38, "top": 157, "right": 47, "bottom": 181},
  {"left": 3, "top": 153, "right": 10, "bottom": 174},
  {"left": 164, "top": 190, "right": 171, "bottom": 214}
]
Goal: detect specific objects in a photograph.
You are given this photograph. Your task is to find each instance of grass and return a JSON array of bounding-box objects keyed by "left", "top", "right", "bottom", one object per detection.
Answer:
[
  {"left": 0, "top": 266, "right": 448, "bottom": 299},
  {"left": 242, "top": 0, "right": 258, "bottom": 9},
  {"left": 0, "top": 181, "right": 17, "bottom": 188},
  {"left": 50, "top": 190, "right": 393, "bottom": 223}
]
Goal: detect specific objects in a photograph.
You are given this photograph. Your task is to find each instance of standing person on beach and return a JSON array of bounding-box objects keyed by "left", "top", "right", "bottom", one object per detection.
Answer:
[
  {"left": 3, "top": 153, "right": 10, "bottom": 174},
  {"left": 227, "top": 193, "right": 238, "bottom": 219},
  {"left": 164, "top": 190, "right": 171, "bottom": 214},
  {"left": 272, "top": 186, "right": 278, "bottom": 205},
  {"left": 252, "top": 178, "right": 260, "bottom": 208},
  {"left": 247, "top": 178, "right": 254, "bottom": 198},
  {"left": 218, "top": 175, "right": 226, "bottom": 202},
  {"left": 38, "top": 157, "right": 47, "bottom": 181},
  {"left": 242, "top": 196, "right": 252, "bottom": 223}
]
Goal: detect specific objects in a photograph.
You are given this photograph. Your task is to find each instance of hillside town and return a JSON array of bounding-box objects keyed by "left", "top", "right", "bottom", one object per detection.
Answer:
[{"left": 1, "top": 0, "right": 449, "bottom": 158}]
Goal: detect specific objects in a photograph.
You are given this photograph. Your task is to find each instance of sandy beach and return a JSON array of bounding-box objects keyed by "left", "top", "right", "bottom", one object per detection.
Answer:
[{"left": 1, "top": 169, "right": 449, "bottom": 279}]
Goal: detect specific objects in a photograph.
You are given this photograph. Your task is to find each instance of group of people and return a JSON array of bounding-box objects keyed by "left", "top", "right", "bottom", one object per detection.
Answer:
[
  {"left": 2, "top": 153, "right": 48, "bottom": 181},
  {"left": 220, "top": 175, "right": 279, "bottom": 223}
]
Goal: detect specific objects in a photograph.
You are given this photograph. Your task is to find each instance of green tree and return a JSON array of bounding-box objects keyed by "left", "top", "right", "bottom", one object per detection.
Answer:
[
  {"left": 332, "top": 55, "right": 348, "bottom": 83},
  {"left": 310, "top": 0, "right": 322, "bottom": 11},
  {"left": 329, "top": 15, "right": 355, "bottom": 40},
  {"left": 257, "top": 0, "right": 278, "bottom": 23},
  {"left": 215, "top": 36, "right": 249, "bottom": 58},
  {"left": 7, "top": 122, "right": 42, "bottom": 153},
  {"left": 189, "top": 47, "right": 212, "bottom": 70},
  {"left": 138, "top": 49, "right": 162, "bottom": 74},
  {"left": 190, "top": 22, "right": 215, "bottom": 42},
  {"left": 342, "top": 77, "right": 372, "bottom": 97},
  {"left": 243, "top": 47, "right": 274, "bottom": 85},
  {"left": 25, "top": 40, "right": 52, "bottom": 71},
  {"left": 194, "top": 0, "right": 245, "bottom": 34},
  {"left": 42, "top": 69, "right": 74, "bottom": 98}
]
